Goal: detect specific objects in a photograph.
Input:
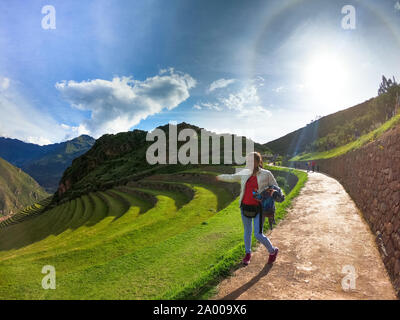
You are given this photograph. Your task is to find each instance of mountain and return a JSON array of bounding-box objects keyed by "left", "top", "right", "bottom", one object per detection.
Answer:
[
  {"left": 0, "top": 135, "right": 96, "bottom": 192},
  {"left": 264, "top": 85, "right": 400, "bottom": 157},
  {"left": 54, "top": 122, "right": 271, "bottom": 203},
  {"left": 0, "top": 157, "right": 49, "bottom": 216}
]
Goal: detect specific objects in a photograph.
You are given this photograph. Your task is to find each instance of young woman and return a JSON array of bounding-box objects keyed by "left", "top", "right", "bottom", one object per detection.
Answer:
[{"left": 216, "top": 152, "right": 279, "bottom": 265}]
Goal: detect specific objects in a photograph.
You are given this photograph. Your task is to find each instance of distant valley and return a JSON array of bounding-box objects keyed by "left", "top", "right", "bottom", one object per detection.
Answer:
[{"left": 0, "top": 135, "right": 95, "bottom": 193}]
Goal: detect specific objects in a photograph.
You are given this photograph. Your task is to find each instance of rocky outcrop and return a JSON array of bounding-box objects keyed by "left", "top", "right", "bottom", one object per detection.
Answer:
[{"left": 57, "top": 179, "right": 72, "bottom": 197}]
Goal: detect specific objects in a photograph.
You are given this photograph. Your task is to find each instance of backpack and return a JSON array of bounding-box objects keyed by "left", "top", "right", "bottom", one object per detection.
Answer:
[{"left": 253, "top": 185, "right": 285, "bottom": 217}]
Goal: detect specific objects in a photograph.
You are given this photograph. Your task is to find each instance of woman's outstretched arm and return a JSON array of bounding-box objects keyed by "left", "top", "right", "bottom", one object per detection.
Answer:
[{"left": 216, "top": 168, "right": 248, "bottom": 182}]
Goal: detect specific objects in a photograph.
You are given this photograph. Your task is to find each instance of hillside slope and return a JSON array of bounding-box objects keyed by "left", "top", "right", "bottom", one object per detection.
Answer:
[
  {"left": 265, "top": 86, "right": 400, "bottom": 157},
  {"left": 290, "top": 112, "right": 400, "bottom": 161},
  {"left": 0, "top": 157, "right": 49, "bottom": 216},
  {"left": 55, "top": 122, "right": 271, "bottom": 203},
  {"left": 0, "top": 165, "right": 305, "bottom": 299},
  {"left": 0, "top": 135, "right": 95, "bottom": 192}
]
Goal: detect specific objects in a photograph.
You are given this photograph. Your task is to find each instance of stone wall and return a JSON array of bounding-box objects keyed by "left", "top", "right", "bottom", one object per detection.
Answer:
[{"left": 289, "top": 125, "right": 400, "bottom": 297}]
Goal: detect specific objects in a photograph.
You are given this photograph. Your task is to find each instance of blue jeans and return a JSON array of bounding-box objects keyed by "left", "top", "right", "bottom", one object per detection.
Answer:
[{"left": 241, "top": 208, "right": 275, "bottom": 254}]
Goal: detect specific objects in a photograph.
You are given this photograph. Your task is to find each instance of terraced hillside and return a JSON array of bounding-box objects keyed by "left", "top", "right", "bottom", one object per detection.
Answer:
[
  {"left": 0, "top": 157, "right": 49, "bottom": 217},
  {"left": 54, "top": 122, "right": 272, "bottom": 205},
  {"left": 0, "top": 165, "right": 306, "bottom": 299},
  {"left": 0, "top": 197, "right": 52, "bottom": 228}
]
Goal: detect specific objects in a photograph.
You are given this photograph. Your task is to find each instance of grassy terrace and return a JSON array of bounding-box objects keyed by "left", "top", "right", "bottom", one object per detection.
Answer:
[
  {"left": 0, "top": 165, "right": 307, "bottom": 299},
  {"left": 290, "top": 112, "right": 400, "bottom": 161},
  {"left": 0, "top": 197, "right": 53, "bottom": 228}
]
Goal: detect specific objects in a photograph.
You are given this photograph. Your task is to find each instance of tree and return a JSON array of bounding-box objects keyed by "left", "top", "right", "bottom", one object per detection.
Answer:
[{"left": 378, "top": 75, "right": 398, "bottom": 96}]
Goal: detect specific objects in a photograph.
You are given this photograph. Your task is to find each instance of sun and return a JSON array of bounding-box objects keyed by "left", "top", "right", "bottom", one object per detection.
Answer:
[{"left": 303, "top": 52, "right": 349, "bottom": 104}]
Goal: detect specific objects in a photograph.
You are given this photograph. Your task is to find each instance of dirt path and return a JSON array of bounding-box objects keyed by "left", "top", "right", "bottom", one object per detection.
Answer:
[{"left": 213, "top": 172, "right": 397, "bottom": 300}]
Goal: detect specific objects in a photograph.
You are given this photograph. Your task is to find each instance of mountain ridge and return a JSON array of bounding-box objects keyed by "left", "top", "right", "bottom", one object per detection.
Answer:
[
  {"left": 54, "top": 122, "right": 272, "bottom": 203},
  {"left": 0, "top": 134, "right": 95, "bottom": 192}
]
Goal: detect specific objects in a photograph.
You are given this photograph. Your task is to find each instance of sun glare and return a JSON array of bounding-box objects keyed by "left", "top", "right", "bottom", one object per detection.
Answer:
[{"left": 303, "top": 52, "right": 349, "bottom": 105}]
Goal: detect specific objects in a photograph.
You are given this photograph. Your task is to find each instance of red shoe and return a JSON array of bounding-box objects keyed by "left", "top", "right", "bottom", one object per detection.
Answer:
[
  {"left": 242, "top": 253, "right": 251, "bottom": 265},
  {"left": 268, "top": 248, "right": 279, "bottom": 264}
]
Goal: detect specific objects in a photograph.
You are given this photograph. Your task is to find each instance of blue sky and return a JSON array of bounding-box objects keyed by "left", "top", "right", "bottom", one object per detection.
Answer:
[{"left": 0, "top": 0, "right": 400, "bottom": 144}]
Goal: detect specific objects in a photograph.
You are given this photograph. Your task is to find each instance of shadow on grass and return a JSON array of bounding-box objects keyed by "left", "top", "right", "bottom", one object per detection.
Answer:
[
  {"left": 0, "top": 190, "right": 152, "bottom": 251},
  {"left": 0, "top": 177, "right": 235, "bottom": 252}
]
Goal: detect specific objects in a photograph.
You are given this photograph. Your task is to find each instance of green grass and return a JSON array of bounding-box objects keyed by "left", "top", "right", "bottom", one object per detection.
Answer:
[
  {"left": 290, "top": 112, "right": 400, "bottom": 161},
  {"left": 160, "top": 165, "right": 308, "bottom": 299},
  {"left": 0, "top": 166, "right": 307, "bottom": 299}
]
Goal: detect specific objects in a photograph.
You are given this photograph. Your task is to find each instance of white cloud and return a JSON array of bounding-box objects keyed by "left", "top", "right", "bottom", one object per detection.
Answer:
[
  {"left": 193, "top": 107, "right": 311, "bottom": 144},
  {"left": 217, "top": 84, "right": 271, "bottom": 117},
  {"left": 0, "top": 77, "right": 74, "bottom": 145},
  {"left": 26, "top": 136, "right": 52, "bottom": 145},
  {"left": 196, "top": 80, "right": 272, "bottom": 117},
  {"left": 60, "top": 123, "right": 90, "bottom": 136},
  {"left": 395, "top": 1, "right": 400, "bottom": 11},
  {"left": 251, "top": 76, "right": 265, "bottom": 87},
  {"left": 273, "top": 86, "right": 284, "bottom": 93},
  {"left": 191, "top": 81, "right": 274, "bottom": 142},
  {"left": 207, "top": 78, "right": 236, "bottom": 93},
  {"left": 0, "top": 77, "right": 10, "bottom": 91},
  {"left": 56, "top": 69, "right": 196, "bottom": 138},
  {"left": 193, "top": 101, "right": 222, "bottom": 111}
]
